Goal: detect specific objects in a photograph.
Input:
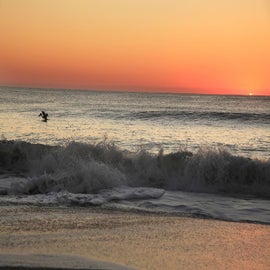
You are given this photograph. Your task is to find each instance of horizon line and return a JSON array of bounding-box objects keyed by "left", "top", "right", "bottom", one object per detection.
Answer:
[{"left": 1, "top": 84, "right": 269, "bottom": 97}]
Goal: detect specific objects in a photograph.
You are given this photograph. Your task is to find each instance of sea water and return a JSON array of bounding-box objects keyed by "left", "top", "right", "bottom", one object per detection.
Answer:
[{"left": 0, "top": 87, "right": 269, "bottom": 223}]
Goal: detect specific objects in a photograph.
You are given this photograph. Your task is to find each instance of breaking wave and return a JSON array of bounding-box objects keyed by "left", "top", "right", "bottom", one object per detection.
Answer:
[{"left": 0, "top": 140, "right": 269, "bottom": 198}]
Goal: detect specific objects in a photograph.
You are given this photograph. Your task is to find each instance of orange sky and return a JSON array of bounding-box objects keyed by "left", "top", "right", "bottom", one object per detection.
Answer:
[{"left": 0, "top": 0, "right": 269, "bottom": 95}]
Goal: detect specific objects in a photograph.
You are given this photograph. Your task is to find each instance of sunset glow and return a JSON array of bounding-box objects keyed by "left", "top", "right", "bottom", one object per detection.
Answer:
[{"left": 0, "top": 0, "right": 269, "bottom": 95}]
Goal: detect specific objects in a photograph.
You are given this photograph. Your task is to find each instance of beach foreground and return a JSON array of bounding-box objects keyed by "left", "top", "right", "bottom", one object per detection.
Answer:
[{"left": 0, "top": 206, "right": 269, "bottom": 270}]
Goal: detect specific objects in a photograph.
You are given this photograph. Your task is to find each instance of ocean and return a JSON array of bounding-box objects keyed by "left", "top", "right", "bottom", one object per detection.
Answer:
[{"left": 0, "top": 87, "right": 269, "bottom": 224}]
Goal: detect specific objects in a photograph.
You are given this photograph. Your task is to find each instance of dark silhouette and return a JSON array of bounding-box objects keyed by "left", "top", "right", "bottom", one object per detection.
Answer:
[{"left": 39, "top": 111, "right": 48, "bottom": 122}]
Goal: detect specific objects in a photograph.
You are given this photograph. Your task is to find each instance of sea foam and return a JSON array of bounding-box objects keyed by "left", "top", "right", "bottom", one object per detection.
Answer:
[{"left": 0, "top": 140, "right": 269, "bottom": 198}]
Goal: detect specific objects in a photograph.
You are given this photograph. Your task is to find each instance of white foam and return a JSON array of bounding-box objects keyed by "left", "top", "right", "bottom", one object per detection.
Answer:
[
  {"left": 0, "top": 187, "right": 165, "bottom": 206},
  {"left": 1, "top": 140, "right": 269, "bottom": 198}
]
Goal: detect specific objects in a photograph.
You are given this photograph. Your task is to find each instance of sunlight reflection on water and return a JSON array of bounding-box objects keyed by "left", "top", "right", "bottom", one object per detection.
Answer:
[{"left": 1, "top": 87, "right": 269, "bottom": 159}]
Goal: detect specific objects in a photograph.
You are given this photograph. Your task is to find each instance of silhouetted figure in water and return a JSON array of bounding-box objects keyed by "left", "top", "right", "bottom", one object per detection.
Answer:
[{"left": 39, "top": 111, "right": 48, "bottom": 122}]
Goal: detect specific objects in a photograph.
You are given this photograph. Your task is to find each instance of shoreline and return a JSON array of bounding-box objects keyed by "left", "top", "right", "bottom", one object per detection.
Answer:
[{"left": 1, "top": 205, "right": 269, "bottom": 270}]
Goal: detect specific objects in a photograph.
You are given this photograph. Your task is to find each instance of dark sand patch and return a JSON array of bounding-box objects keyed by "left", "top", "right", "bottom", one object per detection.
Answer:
[{"left": 0, "top": 254, "right": 135, "bottom": 270}]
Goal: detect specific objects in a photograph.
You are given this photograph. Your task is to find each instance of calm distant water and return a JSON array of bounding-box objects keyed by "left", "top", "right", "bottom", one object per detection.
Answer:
[
  {"left": 1, "top": 87, "right": 270, "bottom": 159},
  {"left": 0, "top": 87, "right": 269, "bottom": 224}
]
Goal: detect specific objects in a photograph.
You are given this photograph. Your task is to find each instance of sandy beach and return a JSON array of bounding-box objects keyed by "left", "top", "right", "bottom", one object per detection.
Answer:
[{"left": 0, "top": 205, "right": 269, "bottom": 270}]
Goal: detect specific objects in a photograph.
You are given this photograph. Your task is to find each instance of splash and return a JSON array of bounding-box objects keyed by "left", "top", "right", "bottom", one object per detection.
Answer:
[{"left": 0, "top": 140, "right": 269, "bottom": 198}]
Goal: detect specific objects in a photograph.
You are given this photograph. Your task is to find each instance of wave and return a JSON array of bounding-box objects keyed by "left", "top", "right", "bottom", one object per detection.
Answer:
[
  {"left": 128, "top": 110, "right": 270, "bottom": 124},
  {"left": 0, "top": 140, "right": 269, "bottom": 198}
]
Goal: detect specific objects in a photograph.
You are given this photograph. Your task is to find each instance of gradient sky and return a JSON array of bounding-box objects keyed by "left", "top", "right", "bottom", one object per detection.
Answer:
[{"left": 0, "top": 0, "right": 269, "bottom": 95}]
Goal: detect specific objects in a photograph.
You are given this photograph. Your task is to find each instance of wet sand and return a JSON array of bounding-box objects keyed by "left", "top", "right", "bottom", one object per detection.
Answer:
[{"left": 0, "top": 206, "right": 269, "bottom": 270}]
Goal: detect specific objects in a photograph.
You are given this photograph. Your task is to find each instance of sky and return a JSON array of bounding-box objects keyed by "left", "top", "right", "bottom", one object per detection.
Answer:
[{"left": 0, "top": 0, "right": 269, "bottom": 95}]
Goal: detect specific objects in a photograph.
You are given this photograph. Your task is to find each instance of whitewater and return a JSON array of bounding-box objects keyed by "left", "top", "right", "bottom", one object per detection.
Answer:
[{"left": 0, "top": 87, "right": 269, "bottom": 224}]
